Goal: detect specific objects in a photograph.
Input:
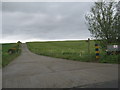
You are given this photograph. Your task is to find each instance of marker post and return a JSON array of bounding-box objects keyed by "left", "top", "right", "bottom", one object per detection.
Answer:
[{"left": 95, "top": 44, "right": 100, "bottom": 59}]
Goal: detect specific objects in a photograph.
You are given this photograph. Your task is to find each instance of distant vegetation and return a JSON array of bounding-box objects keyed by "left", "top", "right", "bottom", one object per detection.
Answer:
[
  {"left": 27, "top": 40, "right": 119, "bottom": 64},
  {"left": 2, "top": 43, "right": 21, "bottom": 67}
]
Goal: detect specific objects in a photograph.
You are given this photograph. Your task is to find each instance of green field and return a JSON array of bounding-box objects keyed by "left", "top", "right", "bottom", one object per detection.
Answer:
[
  {"left": 2, "top": 43, "right": 21, "bottom": 67},
  {"left": 0, "top": 44, "right": 2, "bottom": 68},
  {"left": 27, "top": 40, "right": 119, "bottom": 64}
]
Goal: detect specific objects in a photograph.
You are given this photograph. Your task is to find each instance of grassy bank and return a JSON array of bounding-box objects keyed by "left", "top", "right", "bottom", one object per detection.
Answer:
[
  {"left": 27, "top": 40, "right": 119, "bottom": 64},
  {"left": 2, "top": 43, "right": 21, "bottom": 67}
]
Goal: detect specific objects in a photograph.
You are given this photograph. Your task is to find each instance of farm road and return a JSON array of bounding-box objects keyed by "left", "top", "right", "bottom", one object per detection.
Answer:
[{"left": 3, "top": 44, "right": 118, "bottom": 88}]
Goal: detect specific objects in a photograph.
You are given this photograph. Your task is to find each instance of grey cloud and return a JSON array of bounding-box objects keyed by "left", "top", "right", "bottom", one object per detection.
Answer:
[
  {"left": 0, "top": 2, "right": 2, "bottom": 41},
  {"left": 2, "top": 2, "right": 93, "bottom": 43}
]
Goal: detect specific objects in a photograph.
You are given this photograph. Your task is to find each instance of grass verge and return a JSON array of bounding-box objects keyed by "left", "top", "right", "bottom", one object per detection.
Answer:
[
  {"left": 2, "top": 43, "right": 21, "bottom": 67},
  {"left": 27, "top": 40, "right": 119, "bottom": 64},
  {"left": 0, "top": 44, "right": 2, "bottom": 68}
]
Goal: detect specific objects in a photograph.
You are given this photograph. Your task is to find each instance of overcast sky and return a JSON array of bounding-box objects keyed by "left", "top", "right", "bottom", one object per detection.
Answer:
[{"left": 1, "top": 2, "right": 94, "bottom": 43}]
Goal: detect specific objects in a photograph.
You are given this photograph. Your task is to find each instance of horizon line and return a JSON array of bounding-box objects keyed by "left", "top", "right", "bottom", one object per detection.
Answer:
[{"left": 0, "top": 38, "right": 94, "bottom": 43}]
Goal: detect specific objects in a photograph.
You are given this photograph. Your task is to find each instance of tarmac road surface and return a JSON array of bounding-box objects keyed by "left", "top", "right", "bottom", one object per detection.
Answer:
[{"left": 2, "top": 44, "right": 118, "bottom": 88}]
